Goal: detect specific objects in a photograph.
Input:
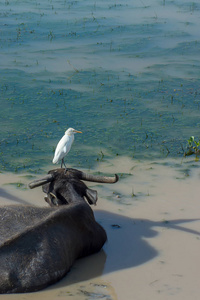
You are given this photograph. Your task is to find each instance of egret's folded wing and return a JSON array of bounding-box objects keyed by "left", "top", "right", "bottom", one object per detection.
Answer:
[{"left": 53, "top": 135, "right": 69, "bottom": 163}]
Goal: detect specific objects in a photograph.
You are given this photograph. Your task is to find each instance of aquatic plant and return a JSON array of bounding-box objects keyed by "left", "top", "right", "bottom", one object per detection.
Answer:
[{"left": 184, "top": 136, "right": 200, "bottom": 159}]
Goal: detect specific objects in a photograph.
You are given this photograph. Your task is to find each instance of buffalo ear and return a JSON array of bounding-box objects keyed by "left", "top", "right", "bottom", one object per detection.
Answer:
[
  {"left": 85, "top": 188, "right": 98, "bottom": 205},
  {"left": 45, "top": 192, "right": 60, "bottom": 207}
]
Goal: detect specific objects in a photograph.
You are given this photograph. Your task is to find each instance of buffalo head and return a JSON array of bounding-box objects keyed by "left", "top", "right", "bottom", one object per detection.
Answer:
[{"left": 29, "top": 168, "right": 118, "bottom": 206}]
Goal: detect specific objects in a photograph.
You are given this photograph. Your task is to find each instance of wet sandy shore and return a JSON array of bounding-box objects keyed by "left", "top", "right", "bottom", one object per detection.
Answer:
[{"left": 0, "top": 156, "right": 200, "bottom": 300}]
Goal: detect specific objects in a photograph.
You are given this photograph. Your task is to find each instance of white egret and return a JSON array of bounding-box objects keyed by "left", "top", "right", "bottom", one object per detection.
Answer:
[{"left": 52, "top": 127, "right": 82, "bottom": 168}]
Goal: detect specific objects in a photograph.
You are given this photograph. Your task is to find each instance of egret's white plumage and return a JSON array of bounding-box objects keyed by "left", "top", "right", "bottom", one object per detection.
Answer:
[{"left": 52, "top": 127, "right": 82, "bottom": 168}]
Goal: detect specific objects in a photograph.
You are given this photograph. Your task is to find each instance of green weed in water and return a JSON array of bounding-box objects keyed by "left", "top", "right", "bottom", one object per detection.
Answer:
[
  {"left": 4, "top": 182, "right": 27, "bottom": 190},
  {"left": 1, "top": 0, "right": 200, "bottom": 172},
  {"left": 184, "top": 136, "right": 200, "bottom": 160}
]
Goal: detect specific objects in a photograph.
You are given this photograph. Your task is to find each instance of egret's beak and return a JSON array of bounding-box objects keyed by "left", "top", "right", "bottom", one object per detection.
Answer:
[{"left": 74, "top": 130, "right": 82, "bottom": 133}]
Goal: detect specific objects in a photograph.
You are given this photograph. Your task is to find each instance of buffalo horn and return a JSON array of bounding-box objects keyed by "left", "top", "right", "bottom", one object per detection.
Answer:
[
  {"left": 28, "top": 174, "right": 54, "bottom": 189},
  {"left": 78, "top": 172, "right": 119, "bottom": 183}
]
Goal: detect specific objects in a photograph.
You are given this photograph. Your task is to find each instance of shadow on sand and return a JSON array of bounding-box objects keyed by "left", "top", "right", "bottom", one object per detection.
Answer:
[
  {"left": 49, "top": 209, "right": 200, "bottom": 290},
  {"left": 0, "top": 188, "right": 31, "bottom": 205}
]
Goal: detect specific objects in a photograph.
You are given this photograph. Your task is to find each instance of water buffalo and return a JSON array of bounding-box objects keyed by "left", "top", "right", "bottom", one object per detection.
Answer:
[{"left": 0, "top": 168, "right": 118, "bottom": 294}]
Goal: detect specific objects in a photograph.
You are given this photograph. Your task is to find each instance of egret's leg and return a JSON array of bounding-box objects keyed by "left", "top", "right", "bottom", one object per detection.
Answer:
[
  {"left": 61, "top": 159, "right": 64, "bottom": 169},
  {"left": 61, "top": 159, "right": 67, "bottom": 168},
  {"left": 61, "top": 159, "right": 68, "bottom": 173},
  {"left": 63, "top": 159, "right": 67, "bottom": 169}
]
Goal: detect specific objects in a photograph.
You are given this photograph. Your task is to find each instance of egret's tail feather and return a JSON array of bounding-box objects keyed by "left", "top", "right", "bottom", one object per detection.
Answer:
[{"left": 52, "top": 158, "right": 58, "bottom": 164}]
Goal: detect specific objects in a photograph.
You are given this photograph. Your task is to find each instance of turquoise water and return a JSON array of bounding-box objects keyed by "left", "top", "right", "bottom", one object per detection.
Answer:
[{"left": 1, "top": 0, "right": 200, "bottom": 172}]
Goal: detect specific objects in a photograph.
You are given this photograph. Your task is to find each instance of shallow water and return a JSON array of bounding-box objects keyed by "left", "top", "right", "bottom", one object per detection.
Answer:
[{"left": 1, "top": 0, "right": 200, "bottom": 172}]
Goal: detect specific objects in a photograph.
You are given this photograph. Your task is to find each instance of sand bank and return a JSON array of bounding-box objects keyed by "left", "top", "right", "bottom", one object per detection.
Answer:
[{"left": 0, "top": 156, "right": 200, "bottom": 300}]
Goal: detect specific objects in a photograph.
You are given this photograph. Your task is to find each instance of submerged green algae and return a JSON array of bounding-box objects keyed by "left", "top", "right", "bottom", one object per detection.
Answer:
[{"left": 0, "top": 0, "right": 200, "bottom": 172}]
